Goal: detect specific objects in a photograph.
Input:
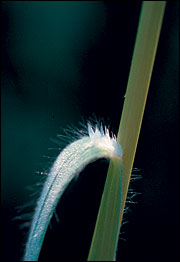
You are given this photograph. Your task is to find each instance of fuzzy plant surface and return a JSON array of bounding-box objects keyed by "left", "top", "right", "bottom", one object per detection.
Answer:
[{"left": 23, "top": 123, "right": 123, "bottom": 261}]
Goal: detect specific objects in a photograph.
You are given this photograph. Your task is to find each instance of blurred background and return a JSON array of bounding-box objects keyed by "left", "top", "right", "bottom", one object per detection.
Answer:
[{"left": 1, "top": 1, "right": 179, "bottom": 261}]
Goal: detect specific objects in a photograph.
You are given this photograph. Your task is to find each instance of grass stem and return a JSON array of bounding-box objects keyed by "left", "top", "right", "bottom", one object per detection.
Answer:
[{"left": 88, "top": 2, "right": 166, "bottom": 260}]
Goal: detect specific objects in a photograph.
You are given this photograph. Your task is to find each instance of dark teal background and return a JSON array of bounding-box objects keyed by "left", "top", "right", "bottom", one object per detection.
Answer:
[{"left": 1, "top": 1, "right": 179, "bottom": 261}]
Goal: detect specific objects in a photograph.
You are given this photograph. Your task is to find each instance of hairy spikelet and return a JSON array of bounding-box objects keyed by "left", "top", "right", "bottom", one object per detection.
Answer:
[{"left": 23, "top": 122, "right": 122, "bottom": 261}]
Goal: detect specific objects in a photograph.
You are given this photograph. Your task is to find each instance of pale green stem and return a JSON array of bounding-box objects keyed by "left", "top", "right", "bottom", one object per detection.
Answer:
[{"left": 88, "top": 2, "right": 166, "bottom": 261}]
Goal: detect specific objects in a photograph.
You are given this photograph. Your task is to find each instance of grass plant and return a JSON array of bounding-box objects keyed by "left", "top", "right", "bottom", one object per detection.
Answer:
[{"left": 88, "top": 2, "right": 166, "bottom": 260}]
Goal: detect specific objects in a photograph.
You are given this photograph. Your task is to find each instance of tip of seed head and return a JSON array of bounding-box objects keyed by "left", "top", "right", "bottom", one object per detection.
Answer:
[{"left": 87, "top": 123, "right": 122, "bottom": 159}]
